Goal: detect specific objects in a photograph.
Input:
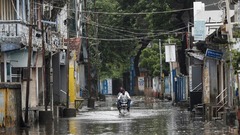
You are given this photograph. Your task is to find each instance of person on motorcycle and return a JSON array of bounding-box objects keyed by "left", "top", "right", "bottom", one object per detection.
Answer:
[{"left": 117, "top": 87, "right": 131, "bottom": 112}]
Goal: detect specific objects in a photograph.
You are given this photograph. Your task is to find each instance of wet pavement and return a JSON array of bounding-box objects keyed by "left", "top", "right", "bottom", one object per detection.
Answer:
[{"left": 2, "top": 96, "right": 237, "bottom": 135}]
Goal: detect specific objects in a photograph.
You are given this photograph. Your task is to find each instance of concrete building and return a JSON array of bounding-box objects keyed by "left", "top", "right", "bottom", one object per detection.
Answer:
[
  {"left": 0, "top": 0, "right": 80, "bottom": 124},
  {"left": 0, "top": 0, "right": 42, "bottom": 110},
  {"left": 189, "top": 0, "right": 236, "bottom": 122}
]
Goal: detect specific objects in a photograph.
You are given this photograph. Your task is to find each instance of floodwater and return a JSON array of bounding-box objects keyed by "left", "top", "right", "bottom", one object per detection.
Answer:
[{"left": 2, "top": 96, "right": 235, "bottom": 135}]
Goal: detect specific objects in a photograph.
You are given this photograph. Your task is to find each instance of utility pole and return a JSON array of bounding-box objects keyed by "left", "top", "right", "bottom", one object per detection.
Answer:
[
  {"left": 66, "top": 1, "right": 70, "bottom": 108},
  {"left": 187, "top": 22, "right": 193, "bottom": 49},
  {"left": 159, "top": 39, "right": 162, "bottom": 98},
  {"left": 225, "top": 0, "right": 233, "bottom": 40},
  {"left": 25, "top": 0, "right": 33, "bottom": 124},
  {"left": 84, "top": 0, "right": 92, "bottom": 103},
  {"left": 94, "top": 0, "right": 100, "bottom": 98},
  {"left": 84, "top": 0, "right": 95, "bottom": 107},
  {"left": 225, "top": 0, "right": 234, "bottom": 107},
  {"left": 41, "top": 0, "right": 47, "bottom": 112},
  {"left": 167, "top": 37, "right": 175, "bottom": 104}
]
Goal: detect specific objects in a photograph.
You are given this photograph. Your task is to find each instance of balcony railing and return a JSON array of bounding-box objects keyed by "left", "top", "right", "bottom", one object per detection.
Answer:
[
  {"left": 216, "top": 87, "right": 227, "bottom": 112},
  {"left": 0, "top": 20, "right": 62, "bottom": 51},
  {"left": 0, "top": 20, "right": 41, "bottom": 46}
]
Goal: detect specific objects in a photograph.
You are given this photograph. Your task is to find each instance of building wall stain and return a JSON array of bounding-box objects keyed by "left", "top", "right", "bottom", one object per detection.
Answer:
[
  {"left": 0, "top": 84, "right": 21, "bottom": 129},
  {"left": 3, "top": 115, "right": 16, "bottom": 127},
  {"left": 0, "top": 90, "right": 5, "bottom": 128}
]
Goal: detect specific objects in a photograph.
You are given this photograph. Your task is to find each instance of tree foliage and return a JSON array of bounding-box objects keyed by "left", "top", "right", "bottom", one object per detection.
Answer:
[
  {"left": 88, "top": 0, "right": 139, "bottom": 79},
  {"left": 232, "top": 49, "right": 240, "bottom": 74},
  {"left": 86, "top": 0, "right": 193, "bottom": 79},
  {"left": 139, "top": 43, "right": 169, "bottom": 77}
]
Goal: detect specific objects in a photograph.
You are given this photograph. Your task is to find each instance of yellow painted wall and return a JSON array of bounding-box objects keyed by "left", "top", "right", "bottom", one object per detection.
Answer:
[
  {"left": 69, "top": 67, "right": 76, "bottom": 103},
  {"left": 69, "top": 51, "right": 76, "bottom": 104}
]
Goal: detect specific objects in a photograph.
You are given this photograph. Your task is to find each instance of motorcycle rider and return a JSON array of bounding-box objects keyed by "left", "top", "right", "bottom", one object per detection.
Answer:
[{"left": 117, "top": 87, "right": 131, "bottom": 113}]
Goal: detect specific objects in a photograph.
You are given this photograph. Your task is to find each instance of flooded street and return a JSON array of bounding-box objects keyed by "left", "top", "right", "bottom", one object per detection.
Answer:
[{"left": 4, "top": 96, "right": 233, "bottom": 135}]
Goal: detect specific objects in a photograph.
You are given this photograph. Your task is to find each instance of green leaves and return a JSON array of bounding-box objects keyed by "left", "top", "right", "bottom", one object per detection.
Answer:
[
  {"left": 86, "top": 0, "right": 185, "bottom": 79},
  {"left": 139, "top": 43, "right": 169, "bottom": 77},
  {"left": 232, "top": 49, "right": 240, "bottom": 74}
]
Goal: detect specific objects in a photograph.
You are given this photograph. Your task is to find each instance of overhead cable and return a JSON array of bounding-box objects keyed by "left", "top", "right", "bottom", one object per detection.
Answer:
[
  {"left": 82, "top": 16, "right": 194, "bottom": 36},
  {"left": 34, "top": 2, "right": 219, "bottom": 15},
  {"left": 79, "top": 26, "right": 189, "bottom": 41}
]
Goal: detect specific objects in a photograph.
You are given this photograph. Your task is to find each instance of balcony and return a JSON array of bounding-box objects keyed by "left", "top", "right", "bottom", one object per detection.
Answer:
[
  {"left": 0, "top": 20, "right": 41, "bottom": 47},
  {"left": 0, "top": 20, "right": 62, "bottom": 52}
]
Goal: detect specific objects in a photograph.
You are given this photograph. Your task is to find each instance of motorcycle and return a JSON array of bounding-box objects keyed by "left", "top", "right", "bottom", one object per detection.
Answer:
[{"left": 118, "top": 99, "right": 129, "bottom": 116}]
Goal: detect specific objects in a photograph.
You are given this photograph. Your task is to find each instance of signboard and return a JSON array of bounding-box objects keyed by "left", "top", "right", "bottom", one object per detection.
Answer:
[
  {"left": 165, "top": 45, "right": 176, "bottom": 62},
  {"left": 194, "top": 20, "right": 206, "bottom": 41},
  {"left": 205, "top": 49, "right": 223, "bottom": 60},
  {"left": 193, "top": 2, "right": 205, "bottom": 21},
  {"left": 193, "top": 2, "right": 205, "bottom": 41},
  {"left": 138, "top": 77, "right": 144, "bottom": 91}
]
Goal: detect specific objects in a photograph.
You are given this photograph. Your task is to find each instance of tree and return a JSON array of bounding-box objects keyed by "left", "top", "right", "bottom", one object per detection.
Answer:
[
  {"left": 87, "top": 0, "right": 139, "bottom": 79},
  {"left": 139, "top": 43, "right": 169, "bottom": 77},
  {"left": 231, "top": 49, "right": 240, "bottom": 74},
  {"left": 115, "top": 0, "right": 174, "bottom": 76},
  {"left": 87, "top": 0, "right": 193, "bottom": 78}
]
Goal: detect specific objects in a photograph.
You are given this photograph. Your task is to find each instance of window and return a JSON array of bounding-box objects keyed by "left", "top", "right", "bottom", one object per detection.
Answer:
[
  {"left": 7, "top": 63, "right": 11, "bottom": 82},
  {"left": 12, "top": 67, "right": 21, "bottom": 82}
]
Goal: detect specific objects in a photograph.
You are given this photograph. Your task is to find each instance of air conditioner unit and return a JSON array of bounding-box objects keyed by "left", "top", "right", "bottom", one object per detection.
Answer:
[{"left": 60, "top": 51, "right": 66, "bottom": 65}]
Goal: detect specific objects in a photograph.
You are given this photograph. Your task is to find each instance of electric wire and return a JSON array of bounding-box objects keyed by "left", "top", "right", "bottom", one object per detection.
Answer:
[
  {"left": 33, "top": 1, "right": 219, "bottom": 15},
  {"left": 82, "top": 16, "right": 194, "bottom": 38},
  {"left": 97, "top": 25, "right": 136, "bottom": 39},
  {"left": 9, "top": 1, "right": 198, "bottom": 42},
  {"left": 86, "top": 13, "right": 185, "bottom": 32},
  {"left": 83, "top": 17, "right": 155, "bottom": 36},
  {"left": 60, "top": 16, "right": 192, "bottom": 43},
  {"left": 67, "top": 20, "right": 190, "bottom": 41},
  {"left": 79, "top": 26, "right": 189, "bottom": 41}
]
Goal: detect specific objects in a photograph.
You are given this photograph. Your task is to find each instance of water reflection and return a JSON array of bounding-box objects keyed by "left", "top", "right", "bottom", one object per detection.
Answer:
[
  {"left": 10, "top": 110, "right": 231, "bottom": 134},
  {"left": 2, "top": 96, "right": 233, "bottom": 135}
]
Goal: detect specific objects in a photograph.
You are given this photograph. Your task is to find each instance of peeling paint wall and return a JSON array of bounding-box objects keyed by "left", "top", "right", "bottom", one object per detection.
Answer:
[{"left": 203, "top": 60, "right": 210, "bottom": 104}]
